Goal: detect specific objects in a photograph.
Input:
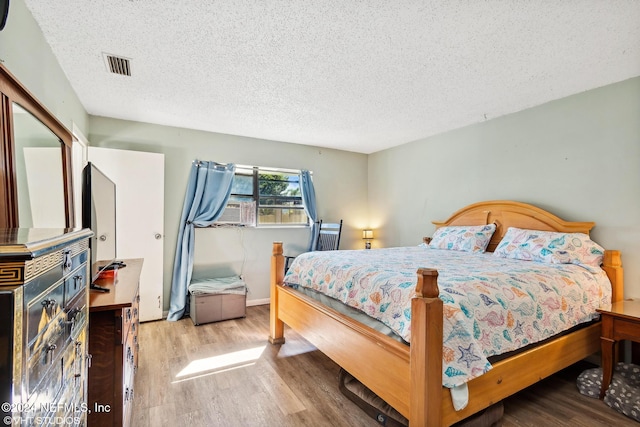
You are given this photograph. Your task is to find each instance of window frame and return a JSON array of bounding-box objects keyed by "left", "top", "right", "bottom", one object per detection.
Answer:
[{"left": 227, "top": 165, "right": 310, "bottom": 228}]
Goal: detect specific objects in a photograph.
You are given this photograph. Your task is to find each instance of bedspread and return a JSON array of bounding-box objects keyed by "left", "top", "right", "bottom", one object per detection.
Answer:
[{"left": 284, "top": 246, "right": 612, "bottom": 387}]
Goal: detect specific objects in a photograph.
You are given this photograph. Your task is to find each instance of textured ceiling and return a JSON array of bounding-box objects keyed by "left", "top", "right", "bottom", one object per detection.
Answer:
[{"left": 24, "top": 1, "right": 640, "bottom": 154}]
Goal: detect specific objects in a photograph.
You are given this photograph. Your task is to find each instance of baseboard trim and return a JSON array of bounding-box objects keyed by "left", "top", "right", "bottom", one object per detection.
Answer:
[{"left": 247, "top": 298, "right": 269, "bottom": 307}]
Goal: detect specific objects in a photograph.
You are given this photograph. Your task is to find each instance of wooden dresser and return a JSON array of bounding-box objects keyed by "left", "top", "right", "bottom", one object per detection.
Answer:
[
  {"left": 0, "top": 228, "right": 93, "bottom": 426},
  {"left": 88, "top": 258, "right": 142, "bottom": 427}
]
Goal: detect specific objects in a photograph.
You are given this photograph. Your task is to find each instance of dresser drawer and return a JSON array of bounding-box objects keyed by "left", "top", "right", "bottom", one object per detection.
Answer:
[
  {"left": 122, "top": 294, "right": 139, "bottom": 345},
  {"left": 123, "top": 329, "right": 136, "bottom": 427},
  {"left": 64, "top": 259, "right": 88, "bottom": 307},
  {"left": 26, "top": 312, "right": 66, "bottom": 396},
  {"left": 65, "top": 290, "right": 88, "bottom": 342},
  {"left": 26, "top": 279, "right": 65, "bottom": 351},
  {"left": 71, "top": 326, "right": 88, "bottom": 393}
]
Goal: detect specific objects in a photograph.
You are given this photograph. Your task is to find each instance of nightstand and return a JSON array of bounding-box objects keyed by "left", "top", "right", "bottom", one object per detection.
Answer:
[{"left": 596, "top": 300, "right": 640, "bottom": 399}]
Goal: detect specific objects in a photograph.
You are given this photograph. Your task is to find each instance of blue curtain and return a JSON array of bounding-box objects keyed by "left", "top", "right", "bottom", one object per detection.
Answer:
[
  {"left": 300, "top": 170, "right": 318, "bottom": 251},
  {"left": 167, "top": 160, "right": 236, "bottom": 321}
]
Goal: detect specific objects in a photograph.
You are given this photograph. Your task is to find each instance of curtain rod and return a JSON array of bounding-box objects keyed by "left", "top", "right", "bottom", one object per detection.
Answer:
[
  {"left": 235, "top": 164, "right": 311, "bottom": 175},
  {"left": 193, "top": 160, "right": 311, "bottom": 175}
]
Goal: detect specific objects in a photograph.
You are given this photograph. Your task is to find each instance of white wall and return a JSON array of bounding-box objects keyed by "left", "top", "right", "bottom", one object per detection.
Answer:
[
  {"left": 369, "top": 77, "right": 640, "bottom": 298},
  {"left": 88, "top": 117, "right": 369, "bottom": 306}
]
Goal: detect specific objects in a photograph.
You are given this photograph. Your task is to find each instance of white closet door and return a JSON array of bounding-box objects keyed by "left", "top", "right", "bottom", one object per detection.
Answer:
[{"left": 88, "top": 147, "right": 165, "bottom": 322}]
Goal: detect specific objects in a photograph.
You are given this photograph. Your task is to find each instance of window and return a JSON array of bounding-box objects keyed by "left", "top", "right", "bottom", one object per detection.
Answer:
[{"left": 225, "top": 166, "right": 309, "bottom": 227}]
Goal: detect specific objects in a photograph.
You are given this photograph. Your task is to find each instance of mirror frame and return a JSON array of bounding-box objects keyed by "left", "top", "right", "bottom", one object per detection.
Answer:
[{"left": 0, "top": 63, "right": 74, "bottom": 228}]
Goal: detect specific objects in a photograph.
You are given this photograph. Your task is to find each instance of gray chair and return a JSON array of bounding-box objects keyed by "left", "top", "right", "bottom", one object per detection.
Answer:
[{"left": 285, "top": 220, "right": 343, "bottom": 270}]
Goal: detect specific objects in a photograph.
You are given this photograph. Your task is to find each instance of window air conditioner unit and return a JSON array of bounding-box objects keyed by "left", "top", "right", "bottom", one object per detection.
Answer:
[{"left": 215, "top": 201, "right": 256, "bottom": 226}]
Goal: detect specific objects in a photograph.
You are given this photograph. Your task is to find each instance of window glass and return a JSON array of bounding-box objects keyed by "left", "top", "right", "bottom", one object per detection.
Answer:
[
  {"left": 217, "top": 167, "right": 309, "bottom": 227},
  {"left": 258, "top": 171, "right": 306, "bottom": 225},
  {"left": 230, "top": 173, "right": 253, "bottom": 196}
]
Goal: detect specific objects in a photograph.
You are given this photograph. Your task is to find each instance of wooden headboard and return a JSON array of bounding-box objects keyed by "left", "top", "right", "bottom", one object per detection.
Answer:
[
  {"left": 427, "top": 200, "right": 623, "bottom": 302},
  {"left": 431, "top": 200, "right": 595, "bottom": 253}
]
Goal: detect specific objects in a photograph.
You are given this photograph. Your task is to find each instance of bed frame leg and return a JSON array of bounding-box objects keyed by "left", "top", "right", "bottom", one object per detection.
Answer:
[
  {"left": 269, "top": 241, "right": 286, "bottom": 344},
  {"left": 410, "top": 268, "right": 443, "bottom": 426}
]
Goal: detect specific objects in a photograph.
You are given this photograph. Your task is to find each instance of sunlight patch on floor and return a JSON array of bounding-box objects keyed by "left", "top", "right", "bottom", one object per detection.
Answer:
[
  {"left": 174, "top": 345, "right": 266, "bottom": 381},
  {"left": 171, "top": 363, "right": 256, "bottom": 383}
]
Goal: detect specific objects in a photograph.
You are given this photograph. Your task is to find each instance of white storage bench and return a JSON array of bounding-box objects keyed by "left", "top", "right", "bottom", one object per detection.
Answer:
[{"left": 188, "top": 276, "right": 247, "bottom": 325}]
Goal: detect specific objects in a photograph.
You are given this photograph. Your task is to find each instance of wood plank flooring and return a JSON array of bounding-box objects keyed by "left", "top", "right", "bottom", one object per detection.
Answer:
[{"left": 131, "top": 305, "right": 638, "bottom": 426}]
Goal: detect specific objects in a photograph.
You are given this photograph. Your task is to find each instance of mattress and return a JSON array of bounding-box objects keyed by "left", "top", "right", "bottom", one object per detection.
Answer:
[{"left": 284, "top": 245, "right": 612, "bottom": 388}]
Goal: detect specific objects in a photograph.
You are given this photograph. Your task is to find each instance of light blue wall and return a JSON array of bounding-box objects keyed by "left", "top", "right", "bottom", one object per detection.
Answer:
[
  {"left": 0, "top": 0, "right": 89, "bottom": 136},
  {"left": 369, "top": 77, "right": 640, "bottom": 298},
  {"left": 88, "top": 117, "right": 369, "bottom": 306}
]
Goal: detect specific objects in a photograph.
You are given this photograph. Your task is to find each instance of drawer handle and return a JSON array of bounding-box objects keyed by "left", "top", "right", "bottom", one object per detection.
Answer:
[
  {"left": 41, "top": 298, "right": 57, "bottom": 309},
  {"left": 66, "top": 308, "right": 81, "bottom": 324},
  {"left": 73, "top": 275, "right": 83, "bottom": 290},
  {"left": 46, "top": 344, "right": 57, "bottom": 364},
  {"left": 41, "top": 298, "right": 58, "bottom": 316},
  {"left": 63, "top": 250, "right": 72, "bottom": 271}
]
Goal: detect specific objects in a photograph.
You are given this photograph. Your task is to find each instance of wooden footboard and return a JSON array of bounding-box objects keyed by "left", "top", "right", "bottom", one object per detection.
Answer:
[
  {"left": 269, "top": 242, "right": 414, "bottom": 415},
  {"left": 269, "top": 240, "right": 624, "bottom": 426},
  {"left": 269, "top": 242, "right": 445, "bottom": 425}
]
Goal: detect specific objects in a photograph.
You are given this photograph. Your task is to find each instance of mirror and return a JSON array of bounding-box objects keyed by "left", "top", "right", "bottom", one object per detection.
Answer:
[
  {"left": 0, "top": 64, "right": 74, "bottom": 228},
  {"left": 13, "top": 103, "right": 66, "bottom": 228}
]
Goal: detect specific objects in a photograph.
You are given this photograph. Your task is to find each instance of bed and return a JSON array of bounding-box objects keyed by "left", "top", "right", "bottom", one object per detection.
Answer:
[{"left": 268, "top": 200, "right": 624, "bottom": 426}]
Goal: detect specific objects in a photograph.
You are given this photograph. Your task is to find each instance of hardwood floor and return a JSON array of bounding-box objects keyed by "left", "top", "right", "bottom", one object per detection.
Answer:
[{"left": 131, "top": 305, "right": 638, "bottom": 426}]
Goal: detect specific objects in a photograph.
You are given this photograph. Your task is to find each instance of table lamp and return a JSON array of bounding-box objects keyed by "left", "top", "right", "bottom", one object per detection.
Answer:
[{"left": 362, "top": 229, "right": 373, "bottom": 249}]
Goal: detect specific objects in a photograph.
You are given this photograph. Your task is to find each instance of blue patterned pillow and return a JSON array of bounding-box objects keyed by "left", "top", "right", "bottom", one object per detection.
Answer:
[
  {"left": 493, "top": 227, "right": 605, "bottom": 267},
  {"left": 429, "top": 224, "right": 496, "bottom": 253}
]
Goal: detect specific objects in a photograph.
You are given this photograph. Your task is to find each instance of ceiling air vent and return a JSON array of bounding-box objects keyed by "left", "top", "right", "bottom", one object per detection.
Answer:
[{"left": 103, "top": 53, "right": 131, "bottom": 76}]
